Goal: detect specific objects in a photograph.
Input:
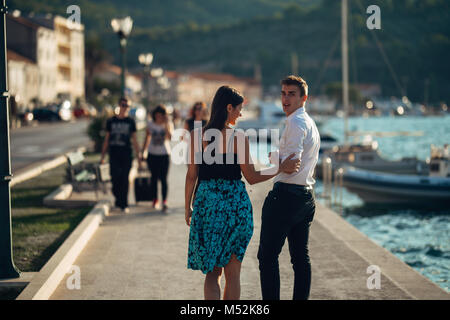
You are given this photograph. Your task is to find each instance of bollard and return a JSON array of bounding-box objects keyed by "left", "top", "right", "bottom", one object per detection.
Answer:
[{"left": 322, "top": 157, "right": 332, "bottom": 207}]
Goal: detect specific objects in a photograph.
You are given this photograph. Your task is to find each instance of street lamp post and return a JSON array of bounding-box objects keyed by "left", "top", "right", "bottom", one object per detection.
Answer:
[
  {"left": 150, "top": 68, "right": 164, "bottom": 104},
  {"left": 0, "top": 0, "right": 21, "bottom": 279},
  {"left": 138, "top": 53, "right": 153, "bottom": 107},
  {"left": 111, "top": 17, "right": 133, "bottom": 98}
]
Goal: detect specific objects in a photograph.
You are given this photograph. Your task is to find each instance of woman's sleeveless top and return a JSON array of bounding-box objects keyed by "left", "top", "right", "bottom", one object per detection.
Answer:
[
  {"left": 187, "top": 119, "right": 207, "bottom": 132},
  {"left": 198, "top": 129, "right": 242, "bottom": 181}
]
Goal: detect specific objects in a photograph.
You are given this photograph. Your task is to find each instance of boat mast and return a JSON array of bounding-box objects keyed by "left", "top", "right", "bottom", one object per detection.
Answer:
[{"left": 342, "top": 0, "right": 350, "bottom": 144}]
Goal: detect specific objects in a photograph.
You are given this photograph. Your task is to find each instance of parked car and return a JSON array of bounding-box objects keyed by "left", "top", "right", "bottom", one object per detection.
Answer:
[
  {"left": 18, "top": 109, "right": 34, "bottom": 126},
  {"left": 73, "top": 107, "right": 89, "bottom": 118},
  {"left": 73, "top": 103, "right": 98, "bottom": 118},
  {"left": 33, "top": 100, "right": 72, "bottom": 122}
]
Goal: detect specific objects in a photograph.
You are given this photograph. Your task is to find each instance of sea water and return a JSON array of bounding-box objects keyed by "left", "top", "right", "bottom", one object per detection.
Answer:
[{"left": 250, "top": 115, "right": 450, "bottom": 292}]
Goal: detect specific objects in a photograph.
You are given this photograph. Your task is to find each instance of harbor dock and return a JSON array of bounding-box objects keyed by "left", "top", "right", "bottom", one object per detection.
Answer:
[{"left": 17, "top": 162, "right": 448, "bottom": 300}]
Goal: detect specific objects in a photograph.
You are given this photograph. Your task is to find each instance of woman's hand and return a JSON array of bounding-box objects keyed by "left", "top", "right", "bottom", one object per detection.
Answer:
[
  {"left": 164, "top": 117, "right": 172, "bottom": 139},
  {"left": 185, "top": 207, "right": 192, "bottom": 226},
  {"left": 163, "top": 115, "right": 170, "bottom": 127},
  {"left": 280, "top": 153, "right": 301, "bottom": 174}
]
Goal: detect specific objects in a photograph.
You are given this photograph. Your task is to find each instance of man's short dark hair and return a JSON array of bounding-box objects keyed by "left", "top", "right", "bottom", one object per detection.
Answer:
[
  {"left": 281, "top": 75, "right": 308, "bottom": 97},
  {"left": 119, "top": 97, "right": 130, "bottom": 107}
]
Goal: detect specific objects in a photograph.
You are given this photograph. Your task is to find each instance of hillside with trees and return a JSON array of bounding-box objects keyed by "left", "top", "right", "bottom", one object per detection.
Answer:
[{"left": 8, "top": 0, "right": 450, "bottom": 104}]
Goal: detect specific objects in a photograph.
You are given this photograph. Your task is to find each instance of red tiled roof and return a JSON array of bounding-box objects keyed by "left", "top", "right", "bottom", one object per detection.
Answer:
[
  {"left": 7, "top": 49, "right": 35, "bottom": 64},
  {"left": 99, "top": 63, "right": 143, "bottom": 81},
  {"left": 104, "top": 64, "right": 122, "bottom": 75},
  {"left": 190, "top": 72, "right": 241, "bottom": 82},
  {"left": 7, "top": 15, "right": 43, "bottom": 30},
  {"left": 165, "top": 70, "right": 179, "bottom": 79},
  {"left": 187, "top": 72, "right": 260, "bottom": 86}
]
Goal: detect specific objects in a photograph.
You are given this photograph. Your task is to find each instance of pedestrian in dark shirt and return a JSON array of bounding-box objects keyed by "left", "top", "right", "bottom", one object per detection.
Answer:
[
  {"left": 184, "top": 101, "right": 208, "bottom": 133},
  {"left": 182, "top": 101, "right": 209, "bottom": 167},
  {"left": 100, "top": 97, "right": 142, "bottom": 213}
]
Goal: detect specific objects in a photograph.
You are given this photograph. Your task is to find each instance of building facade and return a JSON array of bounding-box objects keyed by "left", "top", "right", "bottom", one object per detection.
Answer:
[
  {"left": 6, "top": 13, "right": 85, "bottom": 106},
  {"left": 7, "top": 49, "right": 39, "bottom": 109},
  {"left": 175, "top": 72, "right": 262, "bottom": 108},
  {"left": 94, "top": 63, "right": 143, "bottom": 101},
  {"left": 7, "top": 14, "right": 58, "bottom": 105},
  {"left": 53, "top": 15, "right": 85, "bottom": 101},
  {"left": 144, "top": 71, "right": 262, "bottom": 110}
]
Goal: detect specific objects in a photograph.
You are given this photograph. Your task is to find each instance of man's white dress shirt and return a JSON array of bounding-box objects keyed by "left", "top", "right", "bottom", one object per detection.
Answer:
[{"left": 274, "top": 106, "right": 321, "bottom": 186}]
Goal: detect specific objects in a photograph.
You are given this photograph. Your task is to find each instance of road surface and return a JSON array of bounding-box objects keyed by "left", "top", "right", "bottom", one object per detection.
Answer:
[{"left": 9, "top": 120, "right": 91, "bottom": 173}]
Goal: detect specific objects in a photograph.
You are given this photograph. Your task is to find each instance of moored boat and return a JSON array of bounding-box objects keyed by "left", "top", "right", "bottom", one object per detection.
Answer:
[
  {"left": 341, "top": 145, "right": 450, "bottom": 205},
  {"left": 316, "top": 137, "right": 428, "bottom": 179}
]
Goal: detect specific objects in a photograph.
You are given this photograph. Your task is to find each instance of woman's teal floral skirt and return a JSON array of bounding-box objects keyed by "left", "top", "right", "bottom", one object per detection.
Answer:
[{"left": 188, "top": 179, "right": 253, "bottom": 274}]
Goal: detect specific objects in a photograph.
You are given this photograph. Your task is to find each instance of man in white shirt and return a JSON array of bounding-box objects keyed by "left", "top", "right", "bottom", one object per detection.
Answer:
[{"left": 257, "top": 75, "right": 320, "bottom": 300}]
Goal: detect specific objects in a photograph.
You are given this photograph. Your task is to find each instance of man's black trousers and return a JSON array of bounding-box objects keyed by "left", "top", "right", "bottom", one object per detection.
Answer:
[
  {"left": 257, "top": 182, "right": 316, "bottom": 300},
  {"left": 110, "top": 156, "right": 132, "bottom": 209}
]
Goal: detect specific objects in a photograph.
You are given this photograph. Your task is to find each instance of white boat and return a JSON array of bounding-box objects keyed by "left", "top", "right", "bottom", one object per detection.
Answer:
[
  {"left": 237, "top": 100, "right": 284, "bottom": 131},
  {"left": 341, "top": 145, "right": 450, "bottom": 205},
  {"left": 237, "top": 100, "right": 285, "bottom": 143},
  {"left": 238, "top": 101, "right": 340, "bottom": 150},
  {"left": 319, "top": 133, "right": 339, "bottom": 154},
  {"left": 316, "top": 136, "right": 428, "bottom": 180},
  {"left": 322, "top": 138, "right": 426, "bottom": 174}
]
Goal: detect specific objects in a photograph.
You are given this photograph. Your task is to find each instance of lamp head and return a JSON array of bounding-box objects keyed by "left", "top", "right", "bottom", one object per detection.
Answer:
[
  {"left": 139, "top": 53, "right": 153, "bottom": 66},
  {"left": 111, "top": 16, "right": 133, "bottom": 38}
]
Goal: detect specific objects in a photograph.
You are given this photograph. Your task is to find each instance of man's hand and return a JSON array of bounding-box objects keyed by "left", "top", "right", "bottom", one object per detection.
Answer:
[{"left": 280, "top": 153, "right": 301, "bottom": 174}]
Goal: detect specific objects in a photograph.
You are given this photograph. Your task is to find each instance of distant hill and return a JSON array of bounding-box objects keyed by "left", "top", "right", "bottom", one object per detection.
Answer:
[
  {"left": 9, "top": 0, "right": 322, "bottom": 29},
  {"left": 8, "top": 0, "right": 450, "bottom": 104}
]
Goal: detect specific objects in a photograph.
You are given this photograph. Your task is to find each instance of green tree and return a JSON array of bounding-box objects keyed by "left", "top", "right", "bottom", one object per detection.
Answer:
[{"left": 85, "top": 34, "right": 112, "bottom": 100}]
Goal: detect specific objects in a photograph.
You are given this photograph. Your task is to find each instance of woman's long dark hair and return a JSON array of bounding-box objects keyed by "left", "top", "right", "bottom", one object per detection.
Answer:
[
  {"left": 204, "top": 86, "right": 244, "bottom": 133},
  {"left": 188, "top": 101, "right": 206, "bottom": 119},
  {"left": 151, "top": 104, "right": 166, "bottom": 121}
]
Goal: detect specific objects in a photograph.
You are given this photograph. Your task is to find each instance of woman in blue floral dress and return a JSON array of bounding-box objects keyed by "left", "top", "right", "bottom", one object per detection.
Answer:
[{"left": 185, "top": 86, "right": 300, "bottom": 300}]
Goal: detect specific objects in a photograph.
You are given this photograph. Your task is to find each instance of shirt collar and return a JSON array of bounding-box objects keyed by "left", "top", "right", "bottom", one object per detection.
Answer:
[{"left": 287, "top": 106, "right": 305, "bottom": 120}]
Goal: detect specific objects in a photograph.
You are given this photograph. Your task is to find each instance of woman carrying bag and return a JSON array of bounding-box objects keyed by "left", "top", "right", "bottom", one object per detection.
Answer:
[{"left": 142, "top": 105, "right": 173, "bottom": 212}]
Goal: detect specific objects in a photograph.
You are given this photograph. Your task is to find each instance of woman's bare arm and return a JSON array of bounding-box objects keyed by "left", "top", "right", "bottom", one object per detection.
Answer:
[
  {"left": 185, "top": 130, "right": 199, "bottom": 226},
  {"left": 239, "top": 135, "right": 299, "bottom": 185},
  {"left": 131, "top": 132, "right": 142, "bottom": 164},
  {"left": 142, "top": 128, "right": 151, "bottom": 154},
  {"left": 165, "top": 121, "right": 173, "bottom": 140},
  {"left": 181, "top": 121, "right": 189, "bottom": 141}
]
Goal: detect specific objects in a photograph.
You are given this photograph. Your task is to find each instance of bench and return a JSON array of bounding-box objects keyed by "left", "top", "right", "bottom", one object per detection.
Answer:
[{"left": 66, "top": 151, "right": 111, "bottom": 198}]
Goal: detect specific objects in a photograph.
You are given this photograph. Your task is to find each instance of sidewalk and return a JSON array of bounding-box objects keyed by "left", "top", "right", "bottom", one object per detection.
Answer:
[{"left": 49, "top": 163, "right": 448, "bottom": 300}]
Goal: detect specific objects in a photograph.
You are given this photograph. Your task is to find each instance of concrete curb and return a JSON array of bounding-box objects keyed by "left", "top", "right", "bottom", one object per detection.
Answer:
[
  {"left": 42, "top": 161, "right": 138, "bottom": 209},
  {"left": 315, "top": 203, "right": 449, "bottom": 299},
  {"left": 11, "top": 146, "right": 87, "bottom": 188},
  {"left": 15, "top": 160, "right": 138, "bottom": 300},
  {"left": 43, "top": 184, "right": 99, "bottom": 208},
  {"left": 16, "top": 200, "right": 111, "bottom": 300},
  {"left": 43, "top": 184, "right": 73, "bottom": 203}
]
